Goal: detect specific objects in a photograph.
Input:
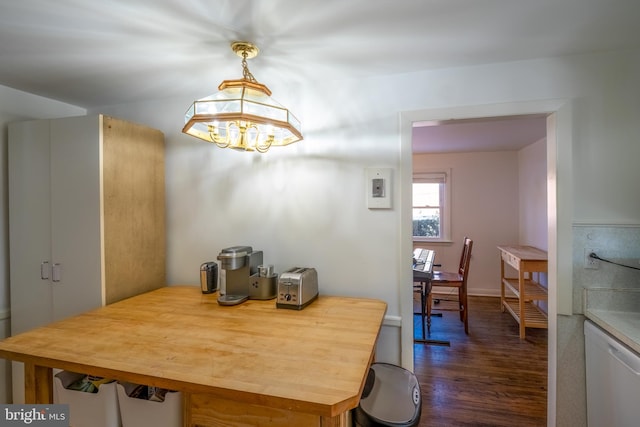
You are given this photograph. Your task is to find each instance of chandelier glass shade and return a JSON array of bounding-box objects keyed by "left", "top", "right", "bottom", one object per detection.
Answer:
[{"left": 182, "top": 42, "right": 302, "bottom": 153}]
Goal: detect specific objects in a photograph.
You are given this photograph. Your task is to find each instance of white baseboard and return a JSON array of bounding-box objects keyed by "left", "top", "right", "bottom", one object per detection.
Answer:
[{"left": 383, "top": 315, "right": 401, "bottom": 327}]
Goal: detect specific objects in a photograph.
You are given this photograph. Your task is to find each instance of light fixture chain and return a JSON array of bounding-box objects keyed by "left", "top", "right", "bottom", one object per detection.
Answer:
[{"left": 241, "top": 51, "right": 257, "bottom": 83}]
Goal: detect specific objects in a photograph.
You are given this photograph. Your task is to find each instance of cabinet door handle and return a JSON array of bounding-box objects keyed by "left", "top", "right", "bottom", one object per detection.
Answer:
[
  {"left": 52, "top": 263, "right": 61, "bottom": 283},
  {"left": 40, "top": 261, "right": 50, "bottom": 280}
]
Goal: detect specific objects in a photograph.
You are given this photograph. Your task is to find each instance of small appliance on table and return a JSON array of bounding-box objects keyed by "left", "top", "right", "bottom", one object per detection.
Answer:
[
  {"left": 216, "top": 245, "right": 262, "bottom": 305},
  {"left": 215, "top": 245, "right": 277, "bottom": 306},
  {"left": 276, "top": 267, "right": 319, "bottom": 310},
  {"left": 199, "top": 262, "right": 218, "bottom": 294}
]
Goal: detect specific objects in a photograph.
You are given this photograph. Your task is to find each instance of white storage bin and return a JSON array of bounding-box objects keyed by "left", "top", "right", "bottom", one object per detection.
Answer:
[
  {"left": 116, "top": 382, "right": 182, "bottom": 427},
  {"left": 53, "top": 370, "right": 121, "bottom": 427}
]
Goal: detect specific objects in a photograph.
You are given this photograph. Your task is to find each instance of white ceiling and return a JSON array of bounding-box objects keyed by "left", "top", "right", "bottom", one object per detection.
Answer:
[
  {"left": 1, "top": 0, "right": 639, "bottom": 152},
  {"left": 412, "top": 115, "right": 548, "bottom": 154}
]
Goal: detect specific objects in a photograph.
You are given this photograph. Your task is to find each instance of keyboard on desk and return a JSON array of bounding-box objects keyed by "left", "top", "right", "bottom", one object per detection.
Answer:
[{"left": 413, "top": 248, "right": 435, "bottom": 280}]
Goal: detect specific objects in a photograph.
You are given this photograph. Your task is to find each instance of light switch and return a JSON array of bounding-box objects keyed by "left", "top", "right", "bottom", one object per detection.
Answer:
[
  {"left": 372, "top": 178, "right": 385, "bottom": 197},
  {"left": 366, "top": 168, "right": 392, "bottom": 209}
]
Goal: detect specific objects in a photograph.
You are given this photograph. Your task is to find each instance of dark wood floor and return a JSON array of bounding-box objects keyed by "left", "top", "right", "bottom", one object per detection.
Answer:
[{"left": 413, "top": 295, "right": 547, "bottom": 427}]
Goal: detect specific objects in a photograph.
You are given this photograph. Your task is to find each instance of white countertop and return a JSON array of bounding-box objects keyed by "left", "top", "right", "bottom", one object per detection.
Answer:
[{"left": 585, "top": 309, "right": 640, "bottom": 354}]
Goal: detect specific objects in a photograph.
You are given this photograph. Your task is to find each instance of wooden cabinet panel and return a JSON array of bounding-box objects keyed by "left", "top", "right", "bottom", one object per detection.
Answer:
[
  {"left": 190, "top": 393, "right": 322, "bottom": 427},
  {"left": 101, "top": 116, "right": 166, "bottom": 304}
]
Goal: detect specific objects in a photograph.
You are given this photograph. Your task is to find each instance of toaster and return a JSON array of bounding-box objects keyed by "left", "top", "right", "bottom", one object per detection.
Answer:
[{"left": 276, "top": 267, "right": 319, "bottom": 310}]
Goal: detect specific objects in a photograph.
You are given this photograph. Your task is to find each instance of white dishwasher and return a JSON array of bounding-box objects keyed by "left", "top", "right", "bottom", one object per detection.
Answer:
[{"left": 584, "top": 320, "right": 640, "bottom": 427}]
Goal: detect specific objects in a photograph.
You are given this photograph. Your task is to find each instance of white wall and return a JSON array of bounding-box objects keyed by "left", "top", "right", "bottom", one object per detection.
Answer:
[
  {"left": 413, "top": 151, "right": 520, "bottom": 295},
  {"left": 519, "top": 138, "right": 547, "bottom": 250}
]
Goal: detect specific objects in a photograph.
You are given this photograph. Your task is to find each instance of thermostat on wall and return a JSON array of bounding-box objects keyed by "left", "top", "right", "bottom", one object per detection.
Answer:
[{"left": 366, "top": 168, "right": 392, "bottom": 209}]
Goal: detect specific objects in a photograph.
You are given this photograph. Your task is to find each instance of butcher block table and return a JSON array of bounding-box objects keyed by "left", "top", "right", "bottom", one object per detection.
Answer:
[{"left": 0, "top": 285, "right": 387, "bottom": 427}]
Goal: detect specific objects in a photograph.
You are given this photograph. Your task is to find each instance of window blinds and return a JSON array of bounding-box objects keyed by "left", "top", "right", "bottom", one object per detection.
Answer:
[{"left": 413, "top": 172, "right": 446, "bottom": 184}]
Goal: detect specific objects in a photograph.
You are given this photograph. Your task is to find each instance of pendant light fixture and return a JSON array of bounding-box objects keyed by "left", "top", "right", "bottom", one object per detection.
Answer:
[{"left": 182, "top": 41, "right": 303, "bottom": 153}]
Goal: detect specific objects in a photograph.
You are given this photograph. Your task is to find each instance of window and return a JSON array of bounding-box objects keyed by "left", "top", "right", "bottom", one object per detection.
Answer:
[{"left": 412, "top": 170, "right": 451, "bottom": 241}]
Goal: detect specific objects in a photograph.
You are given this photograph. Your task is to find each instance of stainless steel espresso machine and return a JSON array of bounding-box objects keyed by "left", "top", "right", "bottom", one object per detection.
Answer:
[{"left": 216, "top": 246, "right": 264, "bottom": 306}]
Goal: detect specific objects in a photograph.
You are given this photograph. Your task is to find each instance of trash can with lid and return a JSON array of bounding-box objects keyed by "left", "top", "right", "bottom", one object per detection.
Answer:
[{"left": 353, "top": 362, "right": 422, "bottom": 427}]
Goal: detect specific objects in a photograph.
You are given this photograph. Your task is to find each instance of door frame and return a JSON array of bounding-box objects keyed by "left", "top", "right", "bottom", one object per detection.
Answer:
[{"left": 398, "top": 99, "right": 573, "bottom": 427}]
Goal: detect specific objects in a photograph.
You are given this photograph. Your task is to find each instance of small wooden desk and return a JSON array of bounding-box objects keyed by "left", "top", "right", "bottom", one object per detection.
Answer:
[
  {"left": 0, "top": 286, "right": 387, "bottom": 427},
  {"left": 412, "top": 248, "right": 449, "bottom": 345}
]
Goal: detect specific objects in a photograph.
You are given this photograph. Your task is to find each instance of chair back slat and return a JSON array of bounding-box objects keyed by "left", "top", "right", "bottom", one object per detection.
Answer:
[{"left": 458, "top": 237, "right": 473, "bottom": 281}]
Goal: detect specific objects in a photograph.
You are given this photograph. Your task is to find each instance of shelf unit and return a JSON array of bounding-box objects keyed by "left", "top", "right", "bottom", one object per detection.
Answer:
[{"left": 498, "top": 245, "right": 548, "bottom": 339}]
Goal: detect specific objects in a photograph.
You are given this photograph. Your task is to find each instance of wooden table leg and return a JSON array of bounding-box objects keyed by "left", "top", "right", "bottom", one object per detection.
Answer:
[
  {"left": 182, "top": 392, "right": 191, "bottom": 427},
  {"left": 320, "top": 412, "right": 348, "bottom": 427},
  {"left": 518, "top": 269, "right": 526, "bottom": 339},
  {"left": 24, "top": 363, "right": 53, "bottom": 404}
]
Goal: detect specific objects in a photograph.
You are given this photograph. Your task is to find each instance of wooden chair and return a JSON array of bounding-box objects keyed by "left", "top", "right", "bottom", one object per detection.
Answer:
[{"left": 428, "top": 237, "right": 473, "bottom": 334}]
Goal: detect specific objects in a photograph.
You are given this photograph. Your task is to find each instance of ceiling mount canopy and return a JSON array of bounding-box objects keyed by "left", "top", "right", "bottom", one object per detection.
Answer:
[{"left": 182, "top": 41, "right": 303, "bottom": 153}]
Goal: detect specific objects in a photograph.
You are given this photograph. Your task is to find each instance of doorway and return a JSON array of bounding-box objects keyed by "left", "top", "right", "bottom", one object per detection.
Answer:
[
  {"left": 410, "top": 114, "right": 549, "bottom": 423},
  {"left": 399, "top": 99, "right": 574, "bottom": 426},
  {"left": 411, "top": 114, "right": 548, "bottom": 330}
]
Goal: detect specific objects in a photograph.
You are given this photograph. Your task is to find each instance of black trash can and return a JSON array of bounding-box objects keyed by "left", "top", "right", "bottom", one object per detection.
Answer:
[{"left": 353, "top": 362, "right": 421, "bottom": 427}]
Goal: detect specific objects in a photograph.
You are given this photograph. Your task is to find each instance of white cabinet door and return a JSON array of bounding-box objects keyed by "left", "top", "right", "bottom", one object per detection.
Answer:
[
  {"left": 8, "top": 120, "right": 54, "bottom": 335},
  {"left": 9, "top": 119, "right": 55, "bottom": 404},
  {"left": 9, "top": 117, "right": 104, "bottom": 332},
  {"left": 49, "top": 116, "right": 103, "bottom": 321}
]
